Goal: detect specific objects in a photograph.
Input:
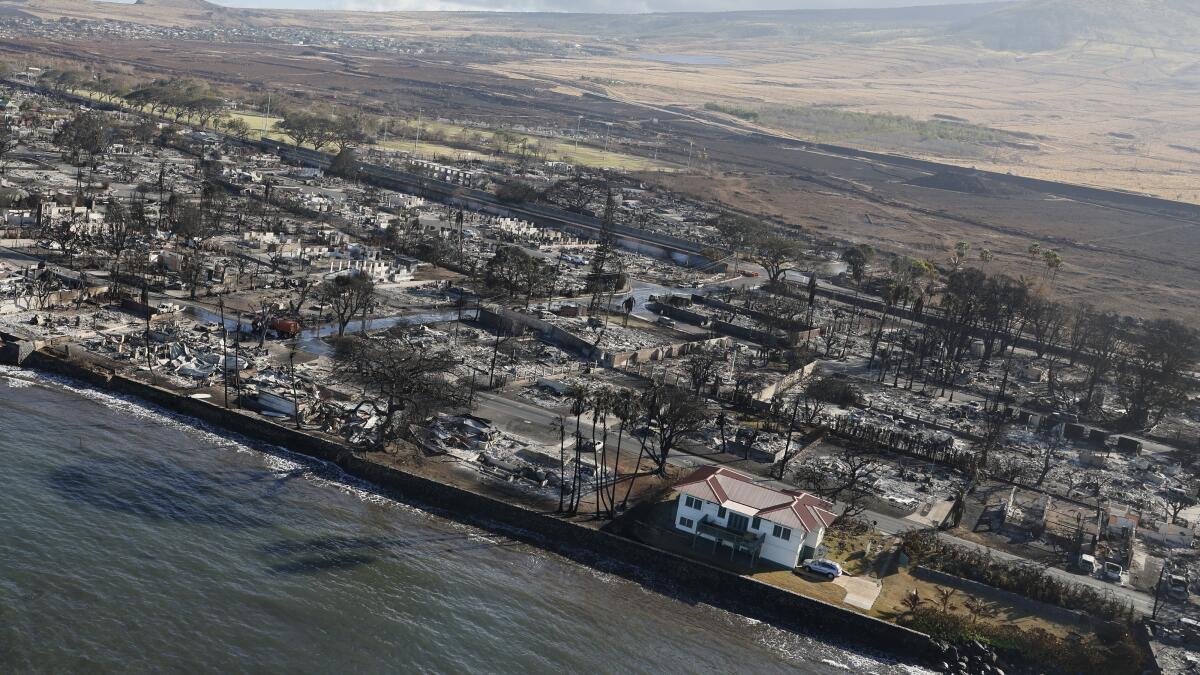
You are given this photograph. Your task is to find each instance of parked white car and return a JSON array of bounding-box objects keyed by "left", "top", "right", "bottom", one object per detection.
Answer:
[{"left": 800, "top": 559, "right": 844, "bottom": 580}]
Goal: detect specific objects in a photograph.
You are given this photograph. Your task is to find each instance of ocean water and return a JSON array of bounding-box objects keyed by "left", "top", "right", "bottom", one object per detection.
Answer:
[{"left": 0, "top": 368, "right": 924, "bottom": 674}]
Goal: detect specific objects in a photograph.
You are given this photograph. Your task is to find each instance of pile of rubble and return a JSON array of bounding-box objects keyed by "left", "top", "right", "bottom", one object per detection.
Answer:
[
  {"left": 416, "top": 412, "right": 568, "bottom": 497},
  {"left": 540, "top": 313, "right": 673, "bottom": 352}
]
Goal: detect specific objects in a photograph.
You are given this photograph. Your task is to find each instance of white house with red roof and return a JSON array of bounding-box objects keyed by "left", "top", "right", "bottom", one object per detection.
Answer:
[{"left": 672, "top": 466, "right": 837, "bottom": 569}]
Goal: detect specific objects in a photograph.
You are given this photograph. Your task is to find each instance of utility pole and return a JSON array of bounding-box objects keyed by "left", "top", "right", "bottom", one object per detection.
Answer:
[
  {"left": 456, "top": 208, "right": 464, "bottom": 267},
  {"left": 156, "top": 162, "right": 166, "bottom": 231},
  {"left": 289, "top": 343, "right": 300, "bottom": 430},
  {"left": 574, "top": 115, "right": 583, "bottom": 152},
  {"left": 219, "top": 297, "right": 228, "bottom": 408},
  {"left": 412, "top": 110, "right": 422, "bottom": 157},
  {"left": 142, "top": 278, "right": 153, "bottom": 377},
  {"left": 1152, "top": 557, "right": 1169, "bottom": 620},
  {"left": 233, "top": 311, "right": 242, "bottom": 409},
  {"left": 260, "top": 92, "right": 271, "bottom": 140}
]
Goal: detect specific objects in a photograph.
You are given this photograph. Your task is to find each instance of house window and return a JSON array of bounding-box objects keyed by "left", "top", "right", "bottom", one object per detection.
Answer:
[
  {"left": 717, "top": 506, "right": 727, "bottom": 519},
  {"left": 684, "top": 495, "right": 702, "bottom": 510},
  {"left": 772, "top": 525, "right": 792, "bottom": 541},
  {"left": 678, "top": 517, "right": 694, "bottom": 529},
  {"left": 752, "top": 517, "right": 761, "bottom": 530}
]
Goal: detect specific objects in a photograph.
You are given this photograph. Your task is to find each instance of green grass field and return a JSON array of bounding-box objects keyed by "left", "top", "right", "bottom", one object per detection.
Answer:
[{"left": 71, "top": 87, "right": 672, "bottom": 171}]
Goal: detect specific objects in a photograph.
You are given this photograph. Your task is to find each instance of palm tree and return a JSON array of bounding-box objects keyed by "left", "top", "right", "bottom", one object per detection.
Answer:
[
  {"left": 900, "top": 589, "right": 924, "bottom": 615},
  {"left": 621, "top": 395, "right": 651, "bottom": 511},
  {"left": 842, "top": 243, "right": 874, "bottom": 292},
  {"left": 869, "top": 257, "right": 931, "bottom": 370},
  {"left": 934, "top": 586, "right": 958, "bottom": 614},
  {"left": 963, "top": 595, "right": 996, "bottom": 625},
  {"left": 567, "top": 384, "right": 591, "bottom": 514},
  {"left": 950, "top": 241, "right": 970, "bottom": 271},
  {"left": 589, "top": 388, "right": 614, "bottom": 518},
  {"left": 1026, "top": 242, "right": 1042, "bottom": 274},
  {"left": 1042, "top": 249, "right": 1063, "bottom": 292},
  {"left": 609, "top": 393, "right": 637, "bottom": 518},
  {"left": 555, "top": 415, "right": 567, "bottom": 513}
]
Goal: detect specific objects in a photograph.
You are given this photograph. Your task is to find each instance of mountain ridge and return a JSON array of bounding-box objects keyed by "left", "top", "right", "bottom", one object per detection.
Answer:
[{"left": 953, "top": 0, "right": 1200, "bottom": 52}]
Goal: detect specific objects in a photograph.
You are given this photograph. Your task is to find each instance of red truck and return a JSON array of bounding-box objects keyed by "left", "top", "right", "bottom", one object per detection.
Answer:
[{"left": 270, "top": 318, "right": 302, "bottom": 338}]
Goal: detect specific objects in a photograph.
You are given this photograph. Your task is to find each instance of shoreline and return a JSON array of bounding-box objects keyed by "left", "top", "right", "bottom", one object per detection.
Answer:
[{"left": 10, "top": 347, "right": 937, "bottom": 668}]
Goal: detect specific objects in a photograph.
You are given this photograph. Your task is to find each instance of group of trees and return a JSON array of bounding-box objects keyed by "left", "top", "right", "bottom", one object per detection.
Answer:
[
  {"left": 327, "top": 333, "right": 711, "bottom": 516},
  {"left": 713, "top": 214, "right": 806, "bottom": 281},
  {"left": 333, "top": 333, "right": 470, "bottom": 447},
  {"left": 825, "top": 249, "right": 1198, "bottom": 432},
  {"left": 543, "top": 173, "right": 613, "bottom": 213},
  {"left": 317, "top": 274, "right": 376, "bottom": 337},
  {"left": 126, "top": 78, "right": 226, "bottom": 128},
  {"left": 54, "top": 111, "right": 112, "bottom": 168},
  {"left": 556, "top": 381, "right": 708, "bottom": 518},
  {"left": 35, "top": 68, "right": 289, "bottom": 147},
  {"left": 274, "top": 110, "right": 366, "bottom": 152},
  {"left": 30, "top": 64, "right": 564, "bottom": 166},
  {"left": 216, "top": 116, "right": 253, "bottom": 142},
  {"left": 36, "top": 67, "right": 140, "bottom": 108},
  {"left": 383, "top": 218, "right": 459, "bottom": 270},
  {"left": 935, "top": 268, "right": 1196, "bottom": 427},
  {"left": 482, "top": 245, "right": 556, "bottom": 304},
  {"left": 380, "top": 118, "right": 550, "bottom": 162},
  {"left": 36, "top": 68, "right": 267, "bottom": 155},
  {"left": 1084, "top": 310, "right": 1197, "bottom": 428},
  {"left": 37, "top": 68, "right": 94, "bottom": 95}
]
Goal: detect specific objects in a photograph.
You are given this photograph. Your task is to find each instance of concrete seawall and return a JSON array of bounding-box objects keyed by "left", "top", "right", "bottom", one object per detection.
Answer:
[{"left": 19, "top": 349, "right": 935, "bottom": 665}]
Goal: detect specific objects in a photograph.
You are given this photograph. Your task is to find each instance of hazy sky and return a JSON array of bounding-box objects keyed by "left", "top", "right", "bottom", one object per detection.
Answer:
[{"left": 210, "top": 0, "right": 1002, "bottom": 12}]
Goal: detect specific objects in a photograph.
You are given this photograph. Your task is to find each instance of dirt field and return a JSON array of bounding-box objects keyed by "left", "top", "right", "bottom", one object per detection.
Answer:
[
  {"left": 495, "top": 38, "right": 1200, "bottom": 205},
  {"left": 17, "top": 1, "right": 1200, "bottom": 201},
  {"left": 646, "top": 169, "right": 1200, "bottom": 320},
  {"left": 5, "top": 0, "right": 1198, "bottom": 319}
]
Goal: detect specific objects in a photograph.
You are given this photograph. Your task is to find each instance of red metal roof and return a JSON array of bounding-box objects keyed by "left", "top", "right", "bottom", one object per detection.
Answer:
[{"left": 675, "top": 466, "right": 836, "bottom": 532}]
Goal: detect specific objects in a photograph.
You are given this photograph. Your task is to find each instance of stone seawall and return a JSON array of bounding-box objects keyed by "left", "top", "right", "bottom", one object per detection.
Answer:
[{"left": 20, "top": 349, "right": 934, "bottom": 665}]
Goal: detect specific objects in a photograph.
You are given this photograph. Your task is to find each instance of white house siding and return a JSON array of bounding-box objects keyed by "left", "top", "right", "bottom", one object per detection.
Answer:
[
  {"left": 673, "top": 495, "right": 809, "bottom": 569},
  {"left": 759, "top": 530, "right": 801, "bottom": 569},
  {"left": 802, "top": 527, "right": 825, "bottom": 558}
]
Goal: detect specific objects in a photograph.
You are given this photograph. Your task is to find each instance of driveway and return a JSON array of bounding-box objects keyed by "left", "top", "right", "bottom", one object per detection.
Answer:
[{"left": 835, "top": 575, "right": 882, "bottom": 610}]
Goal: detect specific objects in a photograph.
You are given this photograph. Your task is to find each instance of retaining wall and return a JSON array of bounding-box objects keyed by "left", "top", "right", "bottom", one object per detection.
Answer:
[
  {"left": 19, "top": 348, "right": 935, "bottom": 665},
  {"left": 700, "top": 295, "right": 817, "bottom": 335},
  {"left": 606, "top": 335, "right": 731, "bottom": 369},
  {"left": 476, "top": 305, "right": 599, "bottom": 360},
  {"left": 656, "top": 303, "right": 710, "bottom": 328},
  {"left": 478, "top": 304, "right": 731, "bottom": 370},
  {"left": 656, "top": 299, "right": 821, "bottom": 348},
  {"left": 750, "top": 359, "right": 819, "bottom": 402},
  {"left": 911, "top": 565, "right": 1088, "bottom": 627}
]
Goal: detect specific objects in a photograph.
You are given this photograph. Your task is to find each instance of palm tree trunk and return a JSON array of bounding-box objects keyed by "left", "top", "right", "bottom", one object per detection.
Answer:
[{"left": 608, "top": 420, "right": 625, "bottom": 518}]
